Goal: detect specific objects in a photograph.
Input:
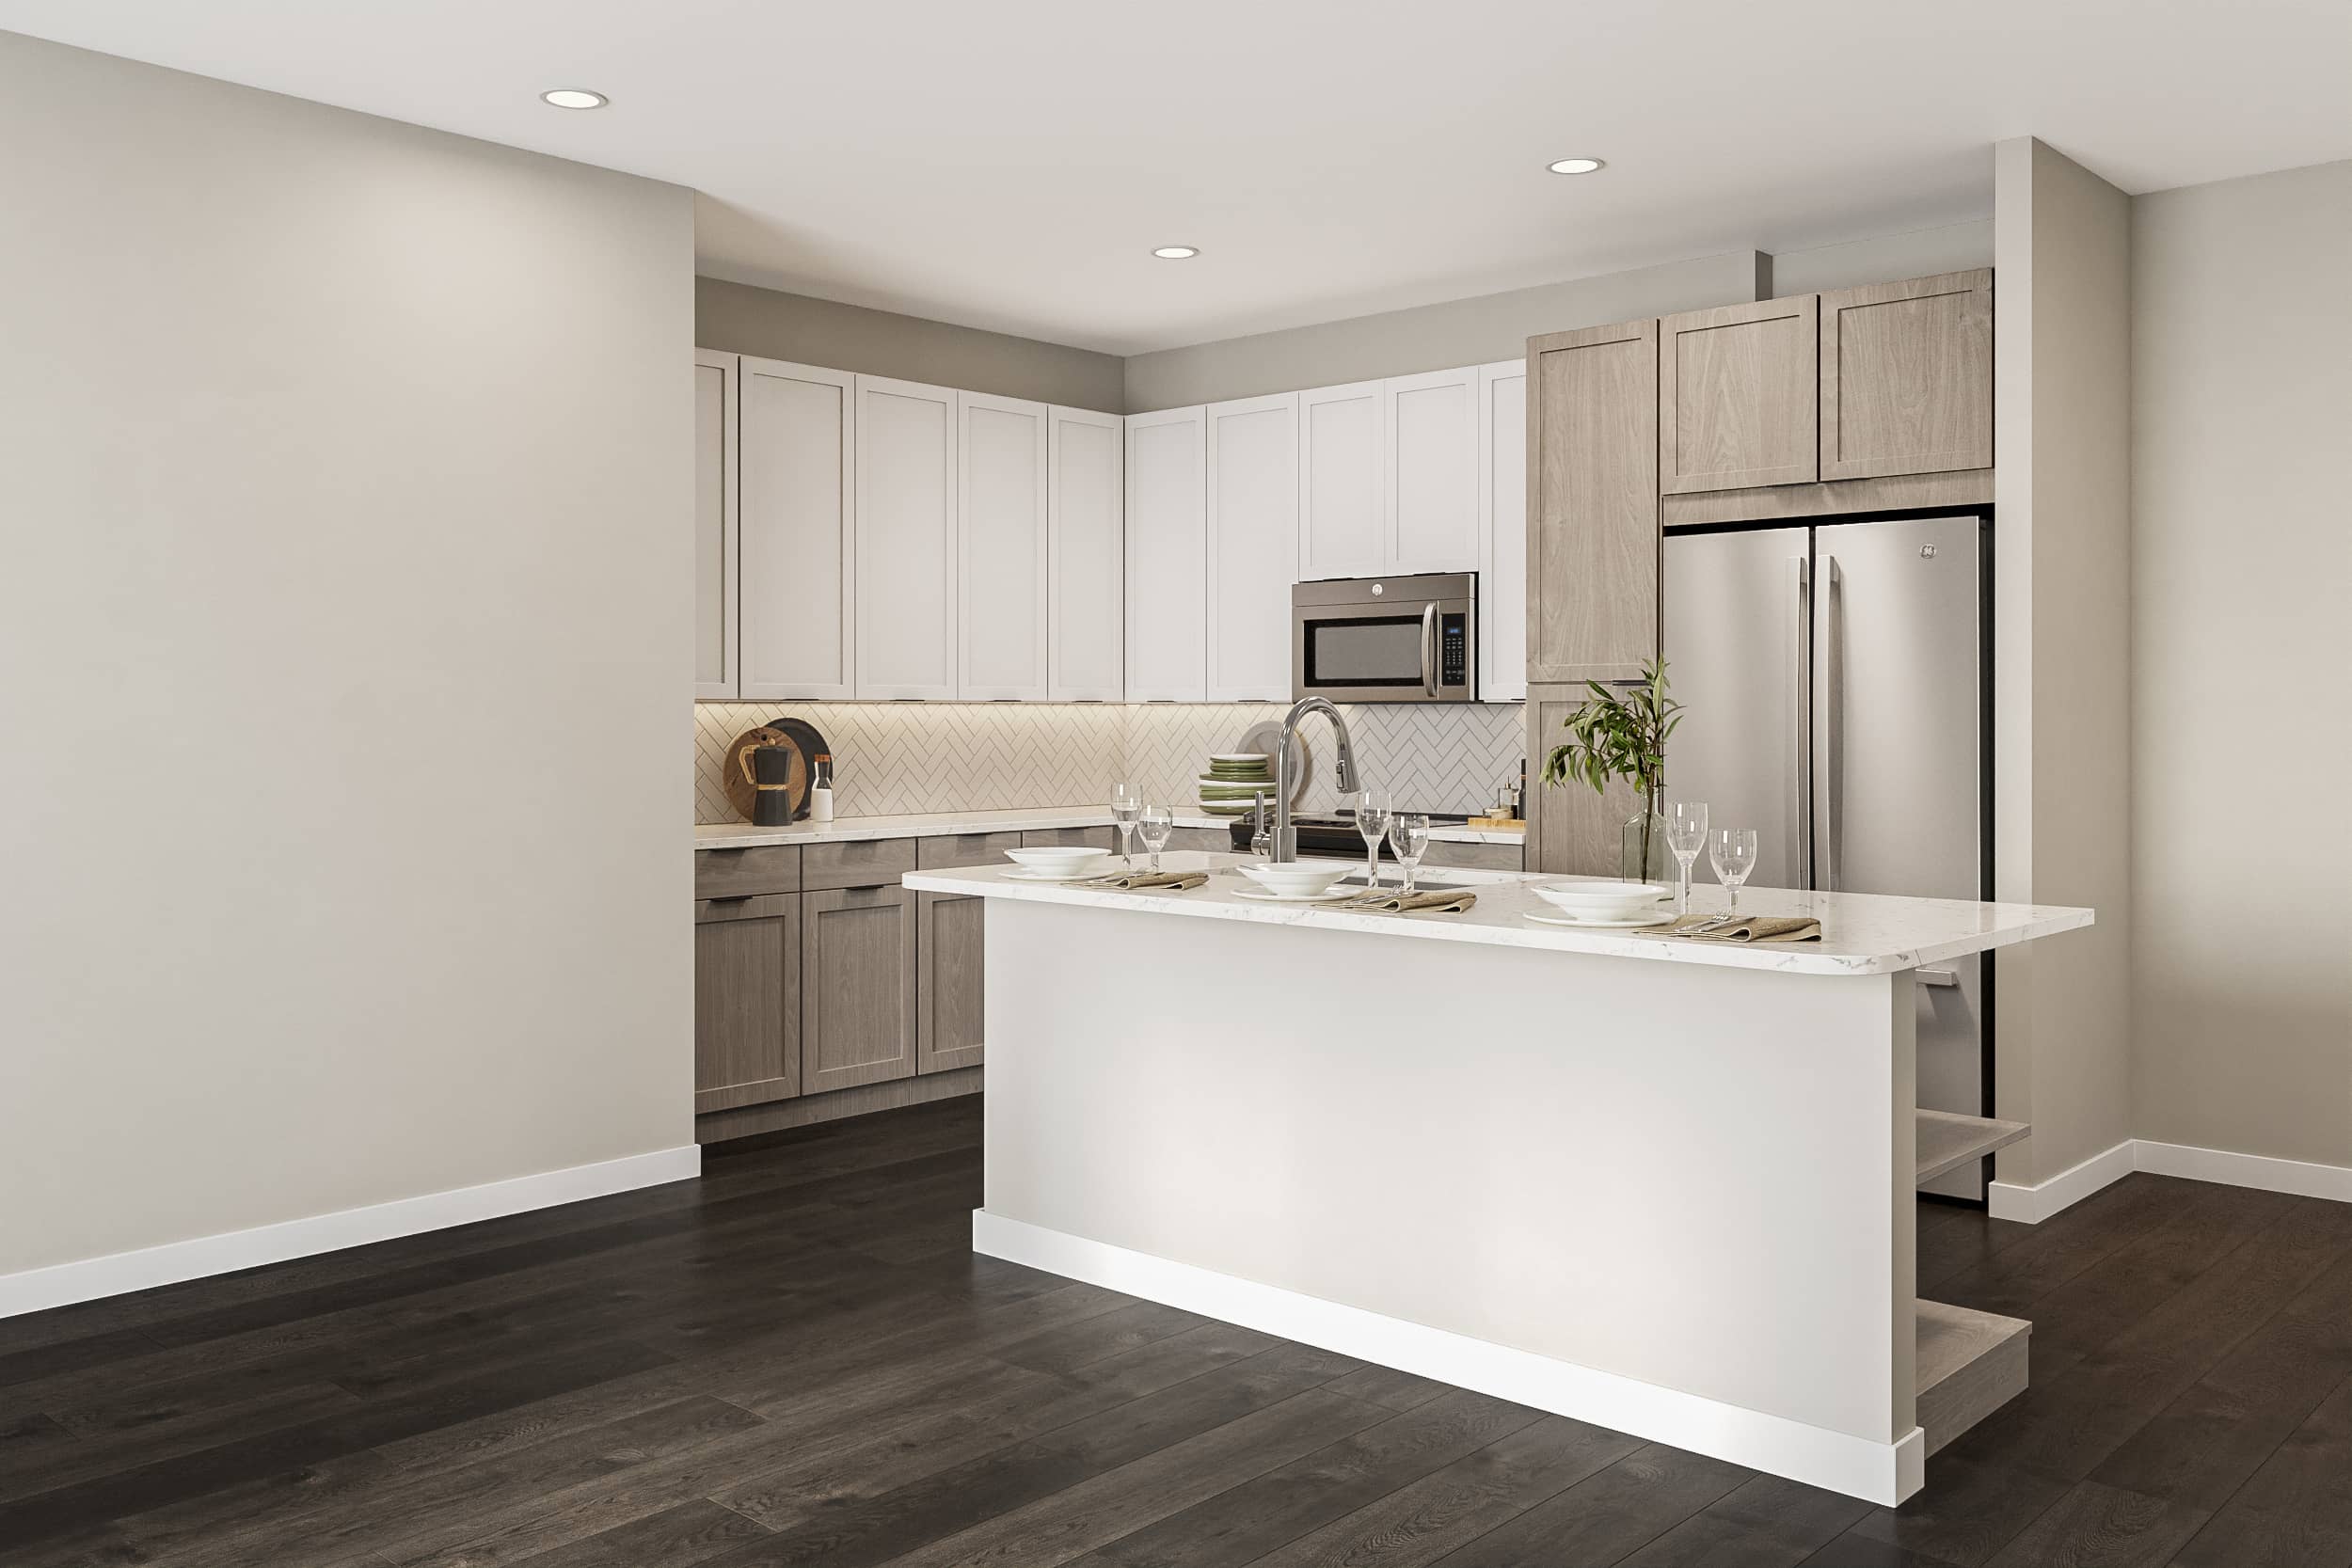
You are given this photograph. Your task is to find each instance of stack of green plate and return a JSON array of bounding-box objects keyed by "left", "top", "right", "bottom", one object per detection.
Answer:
[{"left": 1197, "top": 752, "right": 1276, "bottom": 816}]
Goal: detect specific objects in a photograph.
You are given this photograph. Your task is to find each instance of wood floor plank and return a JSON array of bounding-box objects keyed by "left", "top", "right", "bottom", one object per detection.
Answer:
[
  {"left": 1320, "top": 1365, "right": 1454, "bottom": 1413},
  {"left": 0, "top": 1381, "right": 367, "bottom": 1505},
  {"left": 1426, "top": 1441, "right": 1748, "bottom": 1567},
  {"left": 504, "top": 1498, "right": 772, "bottom": 1568},
  {"left": 1616, "top": 1473, "right": 1875, "bottom": 1568},
  {"left": 2166, "top": 1372, "right": 2352, "bottom": 1568},
  {"left": 1839, "top": 1454, "right": 2071, "bottom": 1567},
  {"left": 1979, "top": 1480, "right": 2209, "bottom": 1568}
]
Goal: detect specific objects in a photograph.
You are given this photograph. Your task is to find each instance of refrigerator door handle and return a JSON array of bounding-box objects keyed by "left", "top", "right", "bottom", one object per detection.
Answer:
[
  {"left": 1788, "top": 556, "right": 1813, "bottom": 889},
  {"left": 1820, "top": 555, "right": 1846, "bottom": 893}
]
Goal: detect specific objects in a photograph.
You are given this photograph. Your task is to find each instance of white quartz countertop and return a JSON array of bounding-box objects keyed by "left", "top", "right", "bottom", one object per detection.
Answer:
[
  {"left": 695, "top": 807, "right": 1525, "bottom": 850},
  {"left": 902, "top": 851, "right": 2092, "bottom": 977}
]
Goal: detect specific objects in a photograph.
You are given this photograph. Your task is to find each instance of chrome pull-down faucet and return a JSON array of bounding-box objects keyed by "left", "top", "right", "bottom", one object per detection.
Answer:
[{"left": 1269, "top": 696, "right": 1358, "bottom": 863}]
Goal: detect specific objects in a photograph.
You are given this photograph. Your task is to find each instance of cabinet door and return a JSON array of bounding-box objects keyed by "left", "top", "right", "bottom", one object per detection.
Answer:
[
  {"left": 693, "top": 351, "right": 739, "bottom": 699},
  {"left": 802, "top": 884, "right": 917, "bottom": 1093},
  {"left": 1476, "top": 359, "right": 1528, "bottom": 703},
  {"left": 855, "top": 375, "right": 959, "bottom": 700},
  {"left": 1205, "top": 393, "right": 1298, "bottom": 702},
  {"left": 1123, "top": 406, "right": 1207, "bottom": 701},
  {"left": 917, "top": 891, "right": 986, "bottom": 1074},
  {"left": 1296, "top": 381, "right": 1386, "bottom": 579},
  {"left": 958, "top": 391, "right": 1048, "bottom": 700},
  {"left": 1820, "top": 270, "right": 1993, "bottom": 481},
  {"left": 1526, "top": 320, "right": 1659, "bottom": 688},
  {"left": 740, "top": 357, "right": 855, "bottom": 700},
  {"left": 1525, "top": 686, "right": 1645, "bottom": 877},
  {"left": 1386, "top": 368, "right": 1479, "bottom": 574},
  {"left": 1659, "top": 296, "right": 1820, "bottom": 494},
  {"left": 1048, "top": 406, "right": 1124, "bottom": 701},
  {"left": 694, "top": 895, "right": 800, "bottom": 1114}
]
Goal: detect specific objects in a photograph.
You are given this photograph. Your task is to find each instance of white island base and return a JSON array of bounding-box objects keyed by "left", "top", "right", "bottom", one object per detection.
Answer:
[{"left": 911, "top": 857, "right": 2091, "bottom": 1505}]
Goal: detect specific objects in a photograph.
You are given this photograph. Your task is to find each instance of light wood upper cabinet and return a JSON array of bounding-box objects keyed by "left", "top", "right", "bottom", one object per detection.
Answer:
[
  {"left": 739, "top": 357, "right": 855, "bottom": 700},
  {"left": 1476, "top": 359, "right": 1527, "bottom": 703},
  {"left": 1296, "top": 381, "right": 1386, "bottom": 579},
  {"left": 956, "top": 391, "right": 1048, "bottom": 700},
  {"left": 1124, "top": 405, "right": 1207, "bottom": 702},
  {"left": 694, "top": 895, "right": 800, "bottom": 1114},
  {"left": 854, "top": 375, "right": 959, "bottom": 700},
  {"left": 1048, "top": 405, "right": 1123, "bottom": 701},
  {"left": 1205, "top": 392, "right": 1298, "bottom": 702},
  {"left": 1820, "top": 269, "right": 1993, "bottom": 481},
  {"left": 1385, "top": 367, "right": 1480, "bottom": 575},
  {"left": 693, "top": 351, "right": 739, "bottom": 699},
  {"left": 1659, "top": 296, "right": 1820, "bottom": 494},
  {"left": 802, "top": 883, "right": 917, "bottom": 1093},
  {"left": 1526, "top": 320, "right": 1659, "bottom": 689}
]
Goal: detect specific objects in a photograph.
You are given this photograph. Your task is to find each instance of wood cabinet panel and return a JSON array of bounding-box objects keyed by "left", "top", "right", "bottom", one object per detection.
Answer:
[
  {"left": 917, "top": 891, "right": 986, "bottom": 1074},
  {"left": 1048, "top": 405, "right": 1124, "bottom": 701},
  {"left": 1205, "top": 393, "right": 1298, "bottom": 701},
  {"left": 802, "top": 885, "right": 917, "bottom": 1094},
  {"left": 914, "top": 831, "right": 1025, "bottom": 870},
  {"left": 694, "top": 845, "right": 803, "bottom": 900},
  {"left": 1659, "top": 296, "right": 1820, "bottom": 494},
  {"left": 1167, "top": 826, "right": 1234, "bottom": 854},
  {"left": 1385, "top": 367, "right": 1480, "bottom": 574},
  {"left": 739, "top": 357, "right": 855, "bottom": 699},
  {"left": 1820, "top": 270, "right": 1993, "bottom": 481},
  {"left": 1477, "top": 359, "right": 1528, "bottom": 702},
  {"left": 693, "top": 350, "right": 739, "bottom": 699},
  {"left": 1525, "top": 681, "right": 1647, "bottom": 877},
  {"left": 694, "top": 896, "right": 800, "bottom": 1114},
  {"left": 855, "top": 375, "right": 959, "bottom": 699},
  {"left": 802, "top": 836, "right": 916, "bottom": 891},
  {"left": 1526, "top": 321, "right": 1660, "bottom": 688},
  {"left": 1421, "top": 839, "right": 1524, "bottom": 872},
  {"left": 1021, "top": 826, "right": 1117, "bottom": 850},
  {"left": 958, "top": 392, "right": 1049, "bottom": 699},
  {"left": 1296, "top": 381, "right": 1386, "bottom": 579},
  {"left": 1123, "top": 406, "right": 1207, "bottom": 701}
]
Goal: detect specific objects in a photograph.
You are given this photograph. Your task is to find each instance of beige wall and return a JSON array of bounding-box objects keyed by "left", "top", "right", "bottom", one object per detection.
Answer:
[
  {"left": 1989, "top": 138, "right": 2137, "bottom": 1186},
  {"left": 0, "top": 35, "right": 695, "bottom": 1278},
  {"left": 696, "top": 277, "right": 1125, "bottom": 412},
  {"left": 2129, "top": 160, "right": 2352, "bottom": 1168},
  {"left": 1766, "top": 220, "right": 1994, "bottom": 296}
]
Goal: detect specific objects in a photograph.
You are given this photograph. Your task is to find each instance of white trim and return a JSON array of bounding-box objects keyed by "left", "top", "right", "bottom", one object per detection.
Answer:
[
  {"left": 2133, "top": 1140, "right": 2352, "bottom": 1204},
  {"left": 1987, "top": 1137, "right": 2135, "bottom": 1223},
  {"left": 973, "top": 1209, "right": 1925, "bottom": 1506},
  {"left": 0, "top": 1145, "right": 701, "bottom": 1321}
]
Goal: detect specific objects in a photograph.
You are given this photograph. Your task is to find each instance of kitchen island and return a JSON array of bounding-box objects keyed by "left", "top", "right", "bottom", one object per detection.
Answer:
[{"left": 902, "top": 851, "right": 2092, "bottom": 1504}]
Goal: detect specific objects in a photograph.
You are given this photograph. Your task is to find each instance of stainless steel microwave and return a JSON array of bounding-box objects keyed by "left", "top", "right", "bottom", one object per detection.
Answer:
[{"left": 1292, "top": 573, "right": 1477, "bottom": 703}]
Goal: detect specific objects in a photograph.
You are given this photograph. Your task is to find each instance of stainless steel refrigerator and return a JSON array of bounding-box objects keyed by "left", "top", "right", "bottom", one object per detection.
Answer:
[{"left": 1662, "top": 514, "right": 1992, "bottom": 1199}]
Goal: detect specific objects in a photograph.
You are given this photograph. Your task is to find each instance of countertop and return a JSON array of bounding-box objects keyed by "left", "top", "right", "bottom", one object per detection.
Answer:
[
  {"left": 694, "top": 806, "right": 1526, "bottom": 850},
  {"left": 902, "top": 851, "right": 2093, "bottom": 977}
]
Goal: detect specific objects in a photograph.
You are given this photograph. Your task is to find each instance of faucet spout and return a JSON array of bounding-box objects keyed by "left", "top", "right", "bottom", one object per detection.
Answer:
[{"left": 1270, "top": 697, "right": 1358, "bottom": 863}]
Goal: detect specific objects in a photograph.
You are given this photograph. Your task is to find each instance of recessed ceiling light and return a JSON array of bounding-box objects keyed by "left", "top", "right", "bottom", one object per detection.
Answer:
[
  {"left": 1547, "top": 157, "right": 1605, "bottom": 175},
  {"left": 1152, "top": 245, "right": 1200, "bottom": 260},
  {"left": 541, "top": 88, "right": 608, "bottom": 110}
]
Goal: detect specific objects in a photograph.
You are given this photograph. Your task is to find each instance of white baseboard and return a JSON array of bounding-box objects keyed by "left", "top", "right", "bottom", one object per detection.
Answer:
[
  {"left": 1989, "top": 1137, "right": 2352, "bottom": 1224},
  {"left": 0, "top": 1144, "right": 702, "bottom": 1321},
  {"left": 973, "top": 1209, "right": 1925, "bottom": 1507}
]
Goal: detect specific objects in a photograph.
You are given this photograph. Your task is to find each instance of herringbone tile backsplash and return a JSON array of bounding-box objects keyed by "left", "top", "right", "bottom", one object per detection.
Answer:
[{"left": 693, "top": 702, "right": 1526, "bottom": 824}]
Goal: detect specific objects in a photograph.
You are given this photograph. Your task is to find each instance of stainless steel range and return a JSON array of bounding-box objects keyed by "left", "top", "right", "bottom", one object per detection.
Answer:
[{"left": 1226, "top": 811, "right": 1471, "bottom": 859}]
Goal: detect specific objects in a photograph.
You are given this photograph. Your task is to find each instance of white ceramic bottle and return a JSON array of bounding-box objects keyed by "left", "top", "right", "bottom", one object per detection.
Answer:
[{"left": 808, "top": 752, "right": 835, "bottom": 823}]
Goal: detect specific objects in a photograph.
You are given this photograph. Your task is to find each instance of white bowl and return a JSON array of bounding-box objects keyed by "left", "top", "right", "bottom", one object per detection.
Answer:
[
  {"left": 1005, "top": 847, "right": 1107, "bottom": 875},
  {"left": 1237, "top": 862, "right": 1353, "bottom": 897},
  {"left": 1529, "top": 879, "right": 1671, "bottom": 922}
]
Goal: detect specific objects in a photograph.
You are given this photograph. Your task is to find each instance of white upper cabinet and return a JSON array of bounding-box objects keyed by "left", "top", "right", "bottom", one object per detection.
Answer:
[
  {"left": 1205, "top": 393, "right": 1298, "bottom": 702},
  {"left": 1295, "top": 381, "right": 1386, "bottom": 580},
  {"left": 854, "top": 375, "right": 959, "bottom": 701},
  {"left": 1047, "top": 405, "right": 1123, "bottom": 702},
  {"left": 1386, "top": 367, "right": 1480, "bottom": 575},
  {"left": 1123, "top": 406, "right": 1207, "bottom": 702},
  {"left": 739, "top": 356, "right": 855, "bottom": 701},
  {"left": 956, "top": 391, "right": 1049, "bottom": 701},
  {"left": 693, "top": 350, "right": 739, "bottom": 699},
  {"left": 1477, "top": 359, "right": 1528, "bottom": 703}
]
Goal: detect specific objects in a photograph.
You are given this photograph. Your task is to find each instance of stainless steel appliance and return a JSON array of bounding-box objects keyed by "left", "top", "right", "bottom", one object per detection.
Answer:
[
  {"left": 1662, "top": 514, "right": 1993, "bottom": 1199},
  {"left": 1229, "top": 811, "right": 1472, "bottom": 859},
  {"left": 1293, "top": 573, "right": 1476, "bottom": 703}
]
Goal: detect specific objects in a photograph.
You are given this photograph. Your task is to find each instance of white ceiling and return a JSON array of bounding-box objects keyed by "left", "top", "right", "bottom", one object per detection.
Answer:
[{"left": 4, "top": 0, "right": 2345, "bottom": 355}]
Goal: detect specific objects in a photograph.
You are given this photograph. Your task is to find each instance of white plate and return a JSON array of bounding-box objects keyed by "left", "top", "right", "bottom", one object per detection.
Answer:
[
  {"left": 1232, "top": 886, "right": 1353, "bottom": 904},
  {"left": 1521, "top": 909, "right": 1677, "bottom": 930},
  {"left": 1003, "top": 866, "right": 1110, "bottom": 883}
]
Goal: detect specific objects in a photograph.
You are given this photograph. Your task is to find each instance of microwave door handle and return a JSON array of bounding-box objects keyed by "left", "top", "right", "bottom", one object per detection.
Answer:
[{"left": 1420, "top": 603, "right": 1438, "bottom": 697}]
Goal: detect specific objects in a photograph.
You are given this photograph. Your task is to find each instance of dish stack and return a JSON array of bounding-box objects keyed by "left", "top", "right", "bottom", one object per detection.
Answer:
[{"left": 1196, "top": 752, "right": 1277, "bottom": 818}]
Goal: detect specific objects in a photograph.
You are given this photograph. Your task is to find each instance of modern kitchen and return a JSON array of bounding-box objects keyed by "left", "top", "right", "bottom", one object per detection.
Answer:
[{"left": 5, "top": 8, "right": 2348, "bottom": 1567}]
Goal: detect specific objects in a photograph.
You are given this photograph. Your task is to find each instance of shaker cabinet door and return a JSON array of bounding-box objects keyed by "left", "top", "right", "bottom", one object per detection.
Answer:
[
  {"left": 1477, "top": 359, "right": 1528, "bottom": 702},
  {"left": 1123, "top": 405, "right": 1207, "bottom": 701},
  {"left": 802, "top": 884, "right": 918, "bottom": 1093},
  {"left": 917, "top": 891, "right": 987, "bottom": 1074},
  {"left": 1525, "top": 319, "right": 1659, "bottom": 688},
  {"left": 855, "top": 375, "right": 959, "bottom": 700},
  {"left": 1658, "top": 295, "right": 1820, "bottom": 494},
  {"left": 1385, "top": 367, "right": 1480, "bottom": 575},
  {"left": 693, "top": 895, "right": 801, "bottom": 1114},
  {"left": 1048, "top": 405, "right": 1124, "bottom": 701},
  {"left": 958, "top": 391, "right": 1049, "bottom": 700},
  {"left": 693, "top": 350, "right": 739, "bottom": 699},
  {"left": 1819, "top": 270, "right": 1993, "bottom": 481},
  {"left": 1205, "top": 392, "right": 1298, "bottom": 701},
  {"left": 739, "top": 357, "right": 856, "bottom": 699},
  {"left": 1295, "top": 381, "right": 1386, "bottom": 579}
]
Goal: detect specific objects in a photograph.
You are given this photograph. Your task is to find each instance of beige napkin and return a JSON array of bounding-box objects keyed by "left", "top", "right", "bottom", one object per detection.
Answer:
[
  {"left": 1332, "top": 888, "right": 1480, "bottom": 915},
  {"left": 1660, "top": 912, "right": 1821, "bottom": 942},
  {"left": 1082, "top": 869, "right": 1209, "bottom": 892}
]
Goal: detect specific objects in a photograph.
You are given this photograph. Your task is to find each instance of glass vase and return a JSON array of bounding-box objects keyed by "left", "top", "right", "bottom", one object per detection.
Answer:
[{"left": 1620, "top": 789, "right": 1670, "bottom": 884}]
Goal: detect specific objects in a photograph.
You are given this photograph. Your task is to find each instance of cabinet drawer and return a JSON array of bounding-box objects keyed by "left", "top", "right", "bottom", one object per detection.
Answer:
[
  {"left": 1168, "top": 827, "right": 1234, "bottom": 854},
  {"left": 696, "top": 892, "right": 797, "bottom": 924},
  {"left": 916, "top": 831, "right": 1025, "bottom": 870},
  {"left": 803, "top": 836, "right": 917, "bottom": 890},
  {"left": 1020, "top": 826, "right": 1115, "bottom": 850},
  {"left": 694, "top": 846, "right": 803, "bottom": 900},
  {"left": 1422, "top": 839, "right": 1524, "bottom": 872}
]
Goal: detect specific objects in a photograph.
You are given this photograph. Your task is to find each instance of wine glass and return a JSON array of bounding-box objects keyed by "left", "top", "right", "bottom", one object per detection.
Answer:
[
  {"left": 1136, "top": 805, "right": 1173, "bottom": 873},
  {"left": 1109, "top": 783, "right": 1141, "bottom": 869},
  {"left": 1388, "top": 814, "right": 1431, "bottom": 895},
  {"left": 1666, "top": 800, "right": 1709, "bottom": 915},
  {"left": 1710, "top": 827, "right": 1758, "bottom": 915},
  {"left": 1348, "top": 788, "right": 1391, "bottom": 887}
]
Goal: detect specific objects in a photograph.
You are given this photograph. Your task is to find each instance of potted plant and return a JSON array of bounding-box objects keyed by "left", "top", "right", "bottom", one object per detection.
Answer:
[{"left": 1539, "top": 658, "right": 1682, "bottom": 882}]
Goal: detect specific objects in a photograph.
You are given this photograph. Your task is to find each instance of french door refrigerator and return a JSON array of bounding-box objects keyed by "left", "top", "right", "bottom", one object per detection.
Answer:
[{"left": 1662, "top": 514, "right": 1991, "bottom": 1198}]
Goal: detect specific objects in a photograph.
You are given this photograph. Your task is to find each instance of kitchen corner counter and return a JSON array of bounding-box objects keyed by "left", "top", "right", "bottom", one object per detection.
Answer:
[{"left": 695, "top": 808, "right": 1526, "bottom": 850}]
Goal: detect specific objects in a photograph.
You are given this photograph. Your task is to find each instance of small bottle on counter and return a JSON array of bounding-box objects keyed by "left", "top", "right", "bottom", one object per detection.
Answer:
[{"left": 808, "top": 752, "right": 835, "bottom": 823}]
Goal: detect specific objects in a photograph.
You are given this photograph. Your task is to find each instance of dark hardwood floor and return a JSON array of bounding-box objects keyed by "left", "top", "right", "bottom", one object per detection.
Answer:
[{"left": 3, "top": 1098, "right": 2347, "bottom": 1568}]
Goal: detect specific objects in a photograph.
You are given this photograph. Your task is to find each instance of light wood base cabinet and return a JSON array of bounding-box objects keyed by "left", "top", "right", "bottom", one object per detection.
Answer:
[
  {"left": 802, "top": 883, "right": 918, "bottom": 1093},
  {"left": 918, "top": 891, "right": 986, "bottom": 1074},
  {"left": 693, "top": 895, "right": 801, "bottom": 1115}
]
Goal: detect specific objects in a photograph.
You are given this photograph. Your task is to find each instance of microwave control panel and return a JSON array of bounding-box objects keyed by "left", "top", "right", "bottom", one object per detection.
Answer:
[{"left": 1440, "top": 612, "right": 1468, "bottom": 689}]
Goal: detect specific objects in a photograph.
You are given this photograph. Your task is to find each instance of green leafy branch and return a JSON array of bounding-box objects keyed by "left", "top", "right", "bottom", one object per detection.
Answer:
[{"left": 1539, "top": 658, "right": 1681, "bottom": 800}]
